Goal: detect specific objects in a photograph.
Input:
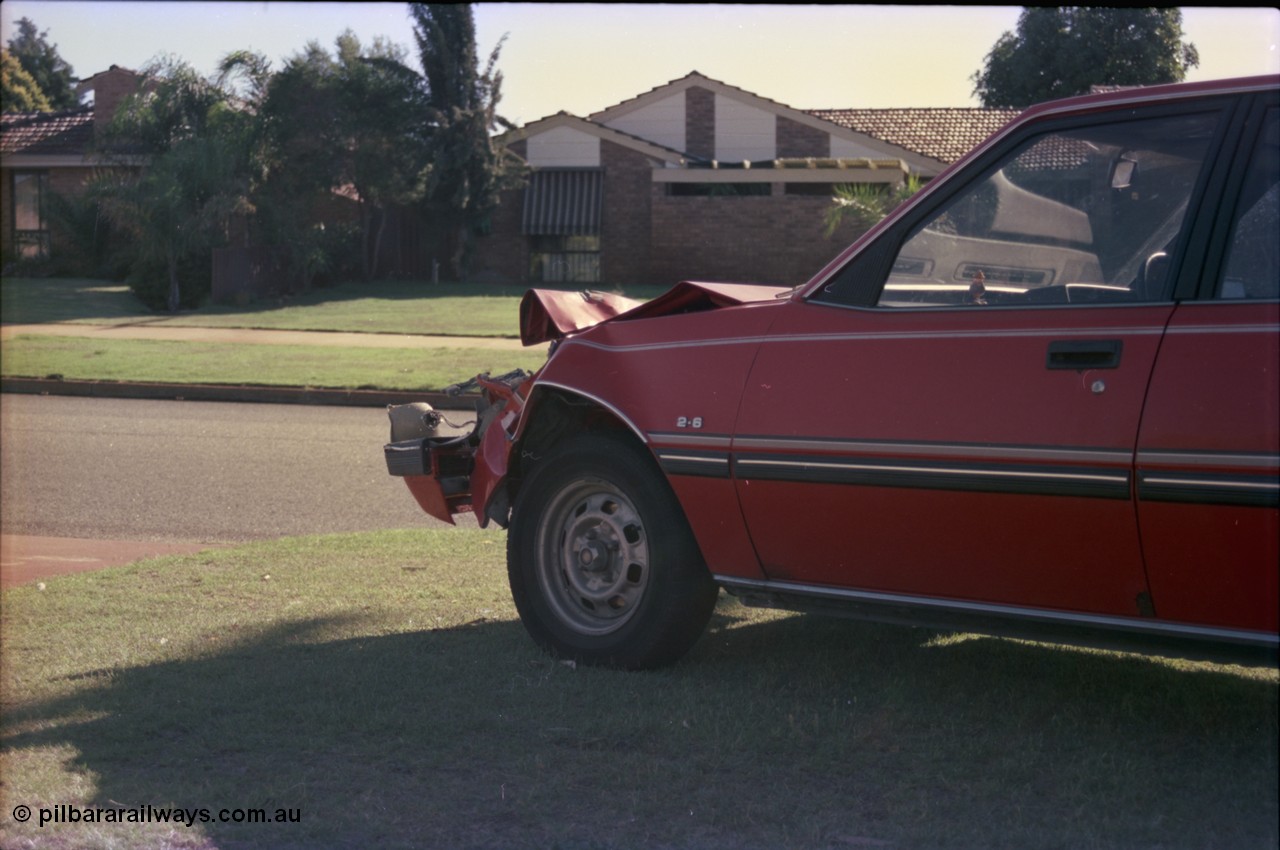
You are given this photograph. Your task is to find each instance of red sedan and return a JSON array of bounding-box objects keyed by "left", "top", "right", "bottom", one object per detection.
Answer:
[{"left": 387, "top": 76, "right": 1279, "bottom": 669}]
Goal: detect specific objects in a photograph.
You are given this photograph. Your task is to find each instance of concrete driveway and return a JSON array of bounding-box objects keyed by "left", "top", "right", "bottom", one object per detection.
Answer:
[{"left": 0, "top": 535, "right": 216, "bottom": 588}]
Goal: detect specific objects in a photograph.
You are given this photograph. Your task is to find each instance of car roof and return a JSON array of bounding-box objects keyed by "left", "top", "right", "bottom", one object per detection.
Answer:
[{"left": 1018, "top": 74, "right": 1279, "bottom": 123}]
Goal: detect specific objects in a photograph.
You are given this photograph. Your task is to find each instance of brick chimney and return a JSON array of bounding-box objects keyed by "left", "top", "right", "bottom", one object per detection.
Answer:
[{"left": 75, "top": 65, "right": 145, "bottom": 138}]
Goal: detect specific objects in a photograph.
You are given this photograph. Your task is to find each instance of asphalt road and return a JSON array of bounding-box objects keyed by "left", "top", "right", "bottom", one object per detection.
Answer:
[{"left": 0, "top": 394, "right": 464, "bottom": 545}]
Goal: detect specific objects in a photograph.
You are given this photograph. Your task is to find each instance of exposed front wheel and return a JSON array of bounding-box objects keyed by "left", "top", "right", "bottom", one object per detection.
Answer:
[{"left": 507, "top": 433, "right": 718, "bottom": 669}]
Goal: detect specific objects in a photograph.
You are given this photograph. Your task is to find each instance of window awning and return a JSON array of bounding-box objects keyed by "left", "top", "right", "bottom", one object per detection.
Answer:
[{"left": 522, "top": 169, "right": 603, "bottom": 236}]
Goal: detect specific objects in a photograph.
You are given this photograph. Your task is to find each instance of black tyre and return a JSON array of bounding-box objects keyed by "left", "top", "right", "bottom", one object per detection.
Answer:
[{"left": 507, "top": 432, "right": 719, "bottom": 669}]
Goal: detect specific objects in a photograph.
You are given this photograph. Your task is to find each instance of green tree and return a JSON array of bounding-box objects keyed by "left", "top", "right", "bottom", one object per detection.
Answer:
[
  {"left": 104, "top": 56, "right": 230, "bottom": 152},
  {"left": 221, "top": 46, "right": 337, "bottom": 290},
  {"left": 334, "top": 32, "right": 430, "bottom": 280},
  {"left": 409, "top": 3, "right": 520, "bottom": 279},
  {"left": 1, "top": 48, "right": 52, "bottom": 112},
  {"left": 249, "top": 32, "right": 427, "bottom": 284},
  {"left": 972, "top": 8, "right": 1199, "bottom": 108},
  {"left": 6, "top": 17, "right": 77, "bottom": 110},
  {"left": 91, "top": 57, "right": 251, "bottom": 311}
]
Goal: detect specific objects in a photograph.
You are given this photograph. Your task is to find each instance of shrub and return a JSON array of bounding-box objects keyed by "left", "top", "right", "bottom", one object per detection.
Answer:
[{"left": 126, "top": 250, "right": 212, "bottom": 311}]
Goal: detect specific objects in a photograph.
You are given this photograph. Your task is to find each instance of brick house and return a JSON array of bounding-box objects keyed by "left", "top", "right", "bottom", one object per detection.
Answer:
[
  {"left": 4, "top": 66, "right": 1017, "bottom": 290},
  {"left": 471, "top": 71, "right": 1017, "bottom": 287},
  {"left": 1, "top": 65, "right": 144, "bottom": 263}
]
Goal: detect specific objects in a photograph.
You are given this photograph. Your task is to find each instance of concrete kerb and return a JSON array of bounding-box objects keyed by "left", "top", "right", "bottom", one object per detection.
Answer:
[
  {"left": 0, "top": 322, "right": 521, "bottom": 409},
  {"left": 0, "top": 377, "right": 475, "bottom": 409},
  {"left": 0, "top": 322, "right": 537, "bottom": 352}
]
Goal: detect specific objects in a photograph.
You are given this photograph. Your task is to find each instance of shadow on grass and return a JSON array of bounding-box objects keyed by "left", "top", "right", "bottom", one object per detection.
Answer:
[
  {"left": 0, "top": 278, "right": 155, "bottom": 325},
  {"left": 3, "top": 607, "right": 1276, "bottom": 850}
]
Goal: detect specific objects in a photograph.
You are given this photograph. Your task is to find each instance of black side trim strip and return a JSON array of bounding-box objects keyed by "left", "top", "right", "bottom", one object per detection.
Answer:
[
  {"left": 647, "top": 431, "right": 734, "bottom": 449},
  {"left": 656, "top": 450, "right": 731, "bottom": 479},
  {"left": 1139, "top": 471, "right": 1280, "bottom": 508},
  {"left": 734, "top": 453, "right": 1131, "bottom": 500}
]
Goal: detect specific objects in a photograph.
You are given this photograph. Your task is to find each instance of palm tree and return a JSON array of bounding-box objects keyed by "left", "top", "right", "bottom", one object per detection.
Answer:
[
  {"left": 824, "top": 175, "right": 924, "bottom": 237},
  {"left": 90, "top": 57, "right": 251, "bottom": 311}
]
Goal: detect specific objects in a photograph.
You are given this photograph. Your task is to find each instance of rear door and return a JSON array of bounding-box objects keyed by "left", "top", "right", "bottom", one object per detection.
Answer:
[
  {"left": 733, "top": 101, "right": 1235, "bottom": 619},
  {"left": 1136, "top": 96, "right": 1280, "bottom": 634}
]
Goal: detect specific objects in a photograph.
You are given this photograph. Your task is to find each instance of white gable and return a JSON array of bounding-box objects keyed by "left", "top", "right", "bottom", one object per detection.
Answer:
[
  {"left": 830, "top": 135, "right": 899, "bottom": 160},
  {"left": 526, "top": 126, "right": 602, "bottom": 167},
  {"left": 602, "top": 91, "right": 686, "bottom": 153},
  {"left": 715, "top": 95, "right": 775, "bottom": 162}
]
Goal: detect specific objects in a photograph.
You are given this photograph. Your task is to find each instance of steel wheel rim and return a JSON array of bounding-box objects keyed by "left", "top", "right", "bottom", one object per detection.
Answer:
[{"left": 534, "top": 476, "right": 650, "bottom": 636}]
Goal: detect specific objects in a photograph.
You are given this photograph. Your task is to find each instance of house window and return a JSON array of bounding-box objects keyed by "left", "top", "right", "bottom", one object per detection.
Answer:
[
  {"left": 784, "top": 182, "right": 842, "bottom": 196},
  {"left": 522, "top": 169, "right": 603, "bottom": 283},
  {"left": 531, "top": 235, "right": 601, "bottom": 283},
  {"left": 11, "top": 171, "right": 50, "bottom": 259}
]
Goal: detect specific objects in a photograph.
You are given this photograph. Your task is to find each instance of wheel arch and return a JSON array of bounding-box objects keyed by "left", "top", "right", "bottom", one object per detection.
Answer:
[
  {"left": 509, "top": 381, "right": 656, "bottom": 492},
  {"left": 499, "top": 378, "right": 765, "bottom": 584}
]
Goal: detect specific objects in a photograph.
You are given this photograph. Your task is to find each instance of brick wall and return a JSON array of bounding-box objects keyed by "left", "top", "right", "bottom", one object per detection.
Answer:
[
  {"left": 46, "top": 166, "right": 95, "bottom": 198},
  {"left": 600, "top": 140, "right": 656, "bottom": 285},
  {"left": 649, "top": 191, "right": 866, "bottom": 286},
  {"left": 685, "top": 86, "right": 715, "bottom": 160},
  {"left": 0, "top": 172, "right": 13, "bottom": 259},
  {"left": 476, "top": 126, "right": 869, "bottom": 288},
  {"left": 468, "top": 140, "right": 528, "bottom": 282},
  {"left": 777, "top": 116, "right": 830, "bottom": 159},
  {"left": 468, "top": 185, "right": 528, "bottom": 282}
]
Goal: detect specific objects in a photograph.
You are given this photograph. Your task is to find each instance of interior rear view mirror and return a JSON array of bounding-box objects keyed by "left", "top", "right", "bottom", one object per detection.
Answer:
[{"left": 1111, "top": 157, "right": 1137, "bottom": 190}]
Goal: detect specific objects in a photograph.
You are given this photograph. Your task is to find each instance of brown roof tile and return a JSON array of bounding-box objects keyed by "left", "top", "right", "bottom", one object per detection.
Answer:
[
  {"left": 809, "top": 107, "right": 1020, "bottom": 164},
  {"left": 1, "top": 106, "right": 94, "bottom": 156}
]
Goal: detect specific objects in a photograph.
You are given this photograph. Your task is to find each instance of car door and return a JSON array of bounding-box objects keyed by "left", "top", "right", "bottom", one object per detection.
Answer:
[
  {"left": 732, "top": 103, "right": 1233, "bottom": 619},
  {"left": 1135, "top": 97, "right": 1279, "bottom": 634}
]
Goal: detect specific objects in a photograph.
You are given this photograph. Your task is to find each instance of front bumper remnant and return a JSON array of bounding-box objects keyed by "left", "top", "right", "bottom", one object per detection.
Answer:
[
  {"left": 383, "top": 371, "right": 530, "bottom": 526},
  {"left": 384, "top": 402, "right": 480, "bottom": 523}
]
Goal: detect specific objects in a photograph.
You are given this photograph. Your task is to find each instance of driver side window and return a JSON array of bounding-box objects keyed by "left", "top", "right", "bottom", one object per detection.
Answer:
[{"left": 877, "top": 112, "right": 1219, "bottom": 308}]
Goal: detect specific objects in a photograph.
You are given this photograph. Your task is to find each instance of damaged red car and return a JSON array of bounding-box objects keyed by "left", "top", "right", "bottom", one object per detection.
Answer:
[{"left": 386, "top": 76, "right": 1279, "bottom": 669}]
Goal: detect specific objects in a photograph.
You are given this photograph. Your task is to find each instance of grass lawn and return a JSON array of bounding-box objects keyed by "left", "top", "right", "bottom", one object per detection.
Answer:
[
  {"left": 0, "top": 335, "right": 547, "bottom": 392},
  {"left": 2, "top": 529, "right": 1276, "bottom": 850},
  {"left": 1, "top": 277, "right": 669, "bottom": 338}
]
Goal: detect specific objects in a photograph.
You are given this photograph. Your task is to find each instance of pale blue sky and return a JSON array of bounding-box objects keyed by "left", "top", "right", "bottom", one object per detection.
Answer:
[{"left": 3, "top": 3, "right": 1277, "bottom": 124}]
